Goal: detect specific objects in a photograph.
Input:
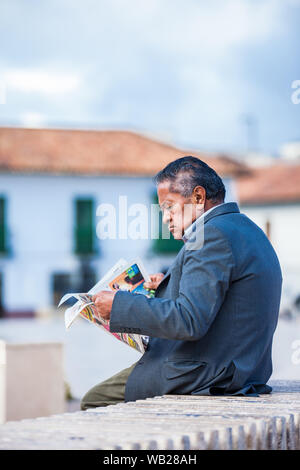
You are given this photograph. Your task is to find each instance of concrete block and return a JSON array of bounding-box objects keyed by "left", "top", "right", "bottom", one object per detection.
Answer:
[
  {"left": 231, "top": 425, "right": 246, "bottom": 450},
  {"left": 0, "top": 341, "right": 65, "bottom": 423},
  {"left": 295, "top": 413, "right": 300, "bottom": 449},
  {"left": 218, "top": 427, "right": 233, "bottom": 450},
  {"left": 256, "top": 419, "right": 268, "bottom": 450},
  {"left": 275, "top": 416, "right": 287, "bottom": 450},
  {"left": 286, "top": 413, "right": 296, "bottom": 450}
]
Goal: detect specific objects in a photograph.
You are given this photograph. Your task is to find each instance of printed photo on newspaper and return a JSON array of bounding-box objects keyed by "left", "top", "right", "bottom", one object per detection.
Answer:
[{"left": 58, "top": 257, "right": 155, "bottom": 354}]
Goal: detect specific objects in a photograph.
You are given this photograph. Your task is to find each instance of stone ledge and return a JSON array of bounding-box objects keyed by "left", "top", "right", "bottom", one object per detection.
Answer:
[{"left": 0, "top": 380, "right": 299, "bottom": 450}]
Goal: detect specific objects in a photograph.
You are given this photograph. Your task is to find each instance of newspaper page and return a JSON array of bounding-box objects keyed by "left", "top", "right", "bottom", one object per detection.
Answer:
[{"left": 58, "top": 257, "right": 155, "bottom": 354}]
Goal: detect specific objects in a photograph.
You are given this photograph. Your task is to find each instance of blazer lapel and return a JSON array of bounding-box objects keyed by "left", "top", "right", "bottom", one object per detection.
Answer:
[{"left": 154, "top": 272, "right": 171, "bottom": 296}]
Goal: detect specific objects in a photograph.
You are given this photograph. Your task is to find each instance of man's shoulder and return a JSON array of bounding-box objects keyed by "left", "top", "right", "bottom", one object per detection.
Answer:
[
  {"left": 183, "top": 210, "right": 256, "bottom": 261},
  {"left": 206, "top": 208, "right": 266, "bottom": 243}
]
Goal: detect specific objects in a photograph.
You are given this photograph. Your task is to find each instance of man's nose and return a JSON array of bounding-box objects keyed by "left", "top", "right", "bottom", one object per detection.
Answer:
[{"left": 162, "top": 210, "right": 171, "bottom": 226}]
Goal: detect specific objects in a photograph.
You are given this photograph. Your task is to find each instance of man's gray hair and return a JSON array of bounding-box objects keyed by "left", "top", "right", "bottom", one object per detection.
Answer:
[{"left": 154, "top": 156, "right": 226, "bottom": 202}]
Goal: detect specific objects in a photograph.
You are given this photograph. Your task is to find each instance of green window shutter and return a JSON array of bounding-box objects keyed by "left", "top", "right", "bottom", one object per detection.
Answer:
[
  {"left": 75, "top": 198, "right": 95, "bottom": 255},
  {"left": 151, "top": 193, "right": 183, "bottom": 254},
  {"left": 0, "top": 198, "right": 6, "bottom": 254}
]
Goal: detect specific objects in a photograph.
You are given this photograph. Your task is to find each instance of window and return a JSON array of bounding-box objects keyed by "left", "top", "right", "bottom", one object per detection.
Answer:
[
  {"left": 52, "top": 263, "right": 96, "bottom": 307},
  {"left": 151, "top": 193, "right": 183, "bottom": 254},
  {"left": 76, "top": 260, "right": 96, "bottom": 292},
  {"left": 74, "top": 198, "right": 96, "bottom": 255},
  {"left": 52, "top": 273, "right": 71, "bottom": 307},
  {"left": 0, "top": 197, "right": 7, "bottom": 254},
  {"left": 0, "top": 272, "right": 4, "bottom": 317}
]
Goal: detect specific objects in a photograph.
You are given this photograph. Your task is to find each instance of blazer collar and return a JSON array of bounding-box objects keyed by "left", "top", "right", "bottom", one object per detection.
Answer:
[
  {"left": 182, "top": 201, "right": 240, "bottom": 243},
  {"left": 203, "top": 201, "right": 240, "bottom": 225}
]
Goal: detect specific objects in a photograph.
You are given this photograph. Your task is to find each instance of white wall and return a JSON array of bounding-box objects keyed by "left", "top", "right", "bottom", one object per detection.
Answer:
[{"left": 0, "top": 173, "right": 235, "bottom": 313}]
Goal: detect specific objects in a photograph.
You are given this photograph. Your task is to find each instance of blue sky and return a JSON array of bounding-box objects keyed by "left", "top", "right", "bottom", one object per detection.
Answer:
[{"left": 0, "top": 0, "right": 299, "bottom": 156}]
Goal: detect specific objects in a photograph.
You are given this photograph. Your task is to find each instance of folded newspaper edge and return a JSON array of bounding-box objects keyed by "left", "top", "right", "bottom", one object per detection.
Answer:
[
  {"left": 58, "top": 257, "right": 129, "bottom": 328},
  {"left": 58, "top": 257, "right": 154, "bottom": 354}
]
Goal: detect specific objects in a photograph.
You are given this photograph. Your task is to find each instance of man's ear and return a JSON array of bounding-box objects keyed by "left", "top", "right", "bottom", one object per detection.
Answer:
[{"left": 191, "top": 186, "right": 206, "bottom": 205}]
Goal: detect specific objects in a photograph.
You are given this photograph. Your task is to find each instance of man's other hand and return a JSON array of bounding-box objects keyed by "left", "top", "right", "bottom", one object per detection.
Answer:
[
  {"left": 92, "top": 290, "right": 116, "bottom": 321},
  {"left": 143, "top": 273, "right": 165, "bottom": 290}
]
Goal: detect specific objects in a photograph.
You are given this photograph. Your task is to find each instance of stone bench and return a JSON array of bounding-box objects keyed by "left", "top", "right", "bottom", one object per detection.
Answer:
[{"left": 0, "top": 380, "right": 299, "bottom": 450}]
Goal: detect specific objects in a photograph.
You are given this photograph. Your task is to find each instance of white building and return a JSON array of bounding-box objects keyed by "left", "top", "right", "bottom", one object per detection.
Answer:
[{"left": 0, "top": 127, "right": 243, "bottom": 317}]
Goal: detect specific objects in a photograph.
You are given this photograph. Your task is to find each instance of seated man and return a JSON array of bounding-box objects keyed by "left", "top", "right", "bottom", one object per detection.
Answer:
[{"left": 81, "top": 156, "right": 282, "bottom": 410}]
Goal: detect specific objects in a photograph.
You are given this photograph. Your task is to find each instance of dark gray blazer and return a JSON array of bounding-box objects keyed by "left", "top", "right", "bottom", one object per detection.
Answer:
[{"left": 110, "top": 202, "right": 283, "bottom": 401}]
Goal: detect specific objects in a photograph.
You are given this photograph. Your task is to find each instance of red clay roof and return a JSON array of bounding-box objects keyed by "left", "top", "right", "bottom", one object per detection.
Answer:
[
  {"left": 0, "top": 127, "right": 249, "bottom": 178},
  {"left": 237, "top": 162, "right": 300, "bottom": 205}
]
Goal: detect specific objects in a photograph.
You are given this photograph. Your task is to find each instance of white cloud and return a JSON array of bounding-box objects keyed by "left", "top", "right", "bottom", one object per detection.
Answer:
[
  {"left": 19, "top": 111, "right": 47, "bottom": 128},
  {"left": 4, "top": 68, "right": 81, "bottom": 95},
  {"left": 107, "top": 0, "right": 284, "bottom": 58},
  {"left": 0, "top": 79, "right": 6, "bottom": 104},
  {"left": 0, "top": 0, "right": 297, "bottom": 153}
]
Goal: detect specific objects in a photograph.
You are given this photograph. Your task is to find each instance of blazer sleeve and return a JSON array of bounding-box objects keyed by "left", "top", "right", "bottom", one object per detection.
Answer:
[{"left": 109, "top": 224, "right": 235, "bottom": 341}]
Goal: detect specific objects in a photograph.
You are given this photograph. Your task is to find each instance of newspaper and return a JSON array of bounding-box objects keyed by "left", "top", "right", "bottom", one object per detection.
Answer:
[{"left": 58, "top": 257, "right": 155, "bottom": 354}]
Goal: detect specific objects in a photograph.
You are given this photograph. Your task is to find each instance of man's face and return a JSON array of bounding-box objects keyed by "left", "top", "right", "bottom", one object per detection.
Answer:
[{"left": 157, "top": 181, "right": 204, "bottom": 240}]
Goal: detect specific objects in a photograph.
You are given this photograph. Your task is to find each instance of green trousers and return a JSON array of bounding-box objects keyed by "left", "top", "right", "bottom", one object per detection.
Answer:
[{"left": 80, "top": 361, "right": 138, "bottom": 410}]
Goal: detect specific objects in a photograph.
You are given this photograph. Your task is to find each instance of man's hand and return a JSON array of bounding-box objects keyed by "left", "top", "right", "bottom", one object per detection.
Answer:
[
  {"left": 92, "top": 290, "right": 116, "bottom": 321},
  {"left": 143, "top": 273, "right": 165, "bottom": 290}
]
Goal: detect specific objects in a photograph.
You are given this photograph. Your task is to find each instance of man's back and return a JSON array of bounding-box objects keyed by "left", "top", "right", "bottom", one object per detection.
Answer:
[
  {"left": 110, "top": 202, "right": 283, "bottom": 401},
  {"left": 190, "top": 207, "right": 283, "bottom": 393}
]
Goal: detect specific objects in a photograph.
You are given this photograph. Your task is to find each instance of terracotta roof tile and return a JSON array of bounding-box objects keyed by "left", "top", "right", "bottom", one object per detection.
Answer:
[
  {"left": 237, "top": 162, "right": 300, "bottom": 204},
  {"left": 0, "top": 127, "right": 249, "bottom": 178}
]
